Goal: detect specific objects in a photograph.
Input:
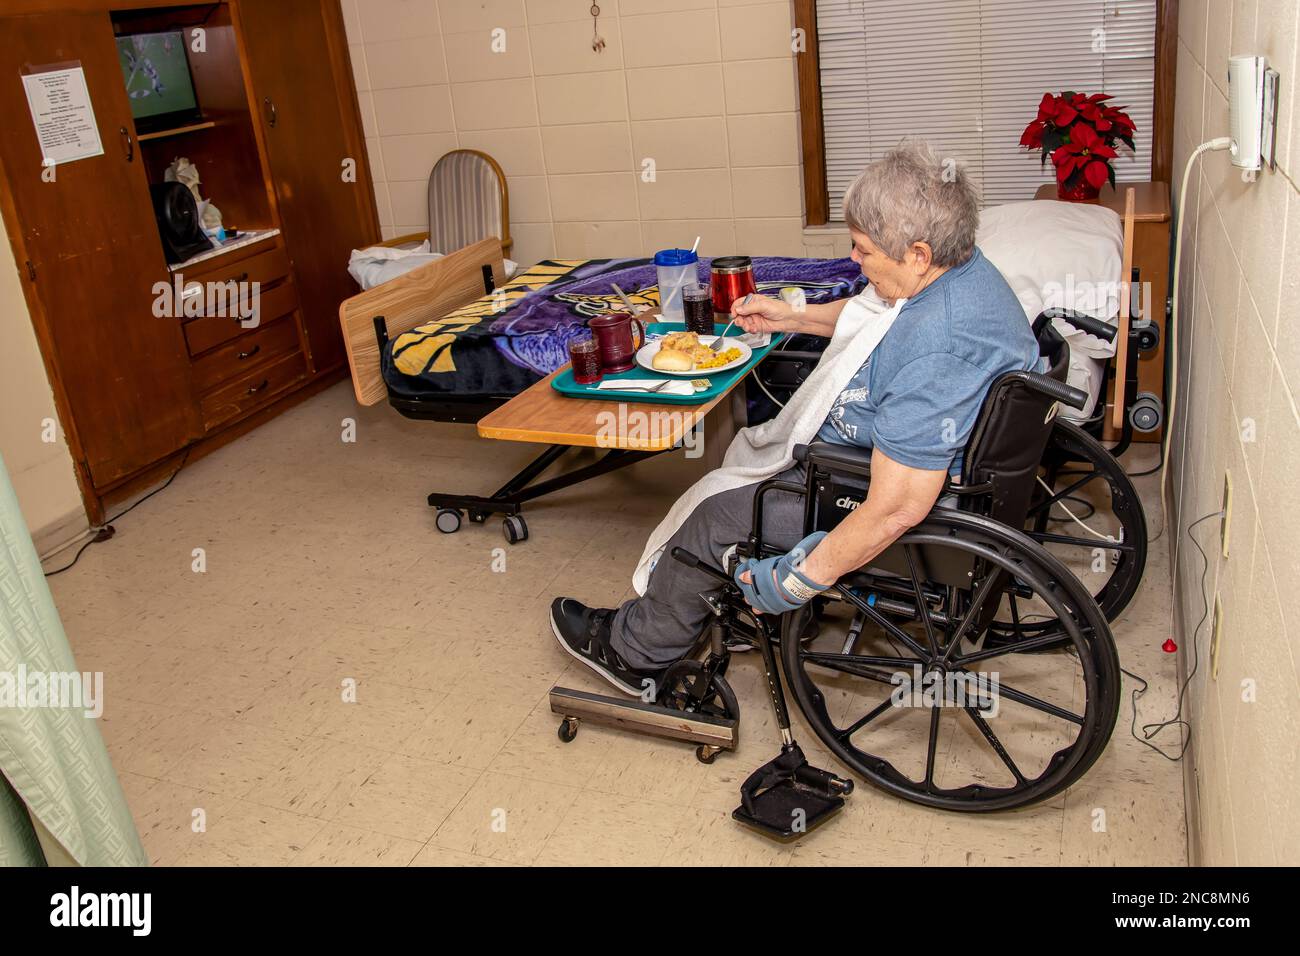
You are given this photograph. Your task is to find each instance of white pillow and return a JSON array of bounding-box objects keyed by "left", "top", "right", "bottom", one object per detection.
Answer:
[
  {"left": 977, "top": 200, "right": 1124, "bottom": 421},
  {"left": 977, "top": 199, "right": 1123, "bottom": 359},
  {"left": 347, "top": 241, "right": 519, "bottom": 291}
]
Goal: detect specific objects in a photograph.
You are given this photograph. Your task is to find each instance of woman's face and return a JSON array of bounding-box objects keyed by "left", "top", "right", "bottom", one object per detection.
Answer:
[{"left": 848, "top": 228, "right": 917, "bottom": 302}]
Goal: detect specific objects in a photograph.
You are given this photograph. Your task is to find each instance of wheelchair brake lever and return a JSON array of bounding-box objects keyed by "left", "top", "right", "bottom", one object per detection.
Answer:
[{"left": 670, "top": 547, "right": 733, "bottom": 586}]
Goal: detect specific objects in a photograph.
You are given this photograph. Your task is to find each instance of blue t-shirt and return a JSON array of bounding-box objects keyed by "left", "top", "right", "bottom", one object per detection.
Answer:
[{"left": 816, "top": 247, "right": 1038, "bottom": 475}]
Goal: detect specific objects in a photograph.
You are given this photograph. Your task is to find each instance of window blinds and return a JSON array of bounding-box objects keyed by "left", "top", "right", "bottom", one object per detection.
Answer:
[{"left": 816, "top": 0, "right": 1157, "bottom": 215}]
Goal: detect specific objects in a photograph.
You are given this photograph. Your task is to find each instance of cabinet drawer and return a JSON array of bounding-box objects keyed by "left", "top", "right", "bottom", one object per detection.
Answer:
[
  {"left": 183, "top": 241, "right": 291, "bottom": 287},
  {"left": 184, "top": 279, "right": 298, "bottom": 356},
  {"left": 191, "top": 315, "right": 302, "bottom": 393},
  {"left": 200, "top": 350, "right": 307, "bottom": 431},
  {"left": 173, "top": 244, "right": 292, "bottom": 321}
]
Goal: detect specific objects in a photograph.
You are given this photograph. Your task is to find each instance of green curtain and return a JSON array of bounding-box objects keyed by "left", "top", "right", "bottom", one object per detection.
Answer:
[{"left": 0, "top": 451, "right": 147, "bottom": 866}]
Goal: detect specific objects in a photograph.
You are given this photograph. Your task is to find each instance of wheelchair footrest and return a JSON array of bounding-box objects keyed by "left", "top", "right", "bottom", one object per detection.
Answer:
[
  {"left": 549, "top": 686, "right": 738, "bottom": 750},
  {"left": 731, "top": 743, "right": 853, "bottom": 841}
]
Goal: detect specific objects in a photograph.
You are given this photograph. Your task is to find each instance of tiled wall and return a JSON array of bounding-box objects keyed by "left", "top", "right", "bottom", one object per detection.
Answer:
[
  {"left": 339, "top": 0, "right": 838, "bottom": 266},
  {"left": 1169, "top": 0, "right": 1298, "bottom": 865}
]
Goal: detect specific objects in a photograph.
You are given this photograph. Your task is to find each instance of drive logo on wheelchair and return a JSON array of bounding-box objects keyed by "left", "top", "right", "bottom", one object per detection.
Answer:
[{"left": 822, "top": 483, "right": 865, "bottom": 522}]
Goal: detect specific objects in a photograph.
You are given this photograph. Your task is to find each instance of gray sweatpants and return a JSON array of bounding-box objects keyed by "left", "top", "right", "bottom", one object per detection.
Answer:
[{"left": 611, "top": 465, "right": 808, "bottom": 669}]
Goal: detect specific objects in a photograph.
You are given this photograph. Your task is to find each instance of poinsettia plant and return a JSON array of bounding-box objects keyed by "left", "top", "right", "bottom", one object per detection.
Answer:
[{"left": 1020, "top": 92, "right": 1136, "bottom": 197}]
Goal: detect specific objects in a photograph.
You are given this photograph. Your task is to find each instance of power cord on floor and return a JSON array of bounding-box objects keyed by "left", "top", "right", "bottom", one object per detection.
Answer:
[
  {"left": 1122, "top": 508, "right": 1223, "bottom": 761},
  {"left": 42, "top": 450, "right": 191, "bottom": 577}
]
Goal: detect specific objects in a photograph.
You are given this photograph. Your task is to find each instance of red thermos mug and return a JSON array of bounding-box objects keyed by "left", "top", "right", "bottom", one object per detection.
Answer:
[{"left": 710, "top": 256, "right": 757, "bottom": 316}]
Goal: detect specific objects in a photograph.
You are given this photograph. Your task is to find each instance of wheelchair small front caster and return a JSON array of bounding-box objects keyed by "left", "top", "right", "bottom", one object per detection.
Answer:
[
  {"left": 503, "top": 514, "right": 529, "bottom": 544},
  {"left": 557, "top": 717, "right": 579, "bottom": 742},
  {"left": 696, "top": 744, "right": 722, "bottom": 765},
  {"left": 435, "top": 508, "right": 462, "bottom": 534}
]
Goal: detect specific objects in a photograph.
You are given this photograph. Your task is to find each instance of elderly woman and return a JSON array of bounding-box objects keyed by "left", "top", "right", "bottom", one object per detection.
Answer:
[{"left": 551, "top": 139, "right": 1039, "bottom": 695}]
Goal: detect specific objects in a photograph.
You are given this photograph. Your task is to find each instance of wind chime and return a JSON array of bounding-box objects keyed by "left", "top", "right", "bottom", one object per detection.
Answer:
[{"left": 590, "top": 3, "right": 605, "bottom": 52}]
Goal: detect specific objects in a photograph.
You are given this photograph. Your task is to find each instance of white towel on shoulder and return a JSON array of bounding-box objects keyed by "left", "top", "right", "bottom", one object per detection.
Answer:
[{"left": 632, "top": 288, "right": 905, "bottom": 593}]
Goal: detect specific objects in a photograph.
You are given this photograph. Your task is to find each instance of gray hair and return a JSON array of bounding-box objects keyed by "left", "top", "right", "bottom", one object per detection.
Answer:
[{"left": 842, "top": 139, "right": 979, "bottom": 268}]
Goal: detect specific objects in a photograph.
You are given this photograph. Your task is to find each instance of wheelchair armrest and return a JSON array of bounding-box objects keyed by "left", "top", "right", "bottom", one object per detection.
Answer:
[
  {"left": 793, "top": 441, "right": 874, "bottom": 478},
  {"left": 759, "top": 350, "right": 825, "bottom": 366}
]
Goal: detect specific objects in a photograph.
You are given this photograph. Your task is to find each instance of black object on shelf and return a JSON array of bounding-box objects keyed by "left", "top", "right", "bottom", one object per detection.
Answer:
[{"left": 150, "top": 181, "right": 213, "bottom": 265}]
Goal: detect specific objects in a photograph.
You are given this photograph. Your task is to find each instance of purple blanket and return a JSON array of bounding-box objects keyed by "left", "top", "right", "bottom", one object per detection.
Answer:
[{"left": 492, "top": 255, "right": 866, "bottom": 376}]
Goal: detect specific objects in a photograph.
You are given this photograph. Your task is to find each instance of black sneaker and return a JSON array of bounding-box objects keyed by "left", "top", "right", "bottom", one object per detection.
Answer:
[{"left": 550, "top": 597, "right": 665, "bottom": 697}]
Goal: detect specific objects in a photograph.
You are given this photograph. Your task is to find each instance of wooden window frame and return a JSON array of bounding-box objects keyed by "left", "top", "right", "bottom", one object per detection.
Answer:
[{"left": 794, "top": 0, "right": 1179, "bottom": 226}]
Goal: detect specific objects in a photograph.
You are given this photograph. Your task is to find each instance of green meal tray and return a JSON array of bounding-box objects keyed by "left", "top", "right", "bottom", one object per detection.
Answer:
[{"left": 551, "top": 322, "right": 784, "bottom": 405}]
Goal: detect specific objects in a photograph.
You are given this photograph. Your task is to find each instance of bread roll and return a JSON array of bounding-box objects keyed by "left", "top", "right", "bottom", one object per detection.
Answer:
[{"left": 652, "top": 347, "right": 693, "bottom": 371}]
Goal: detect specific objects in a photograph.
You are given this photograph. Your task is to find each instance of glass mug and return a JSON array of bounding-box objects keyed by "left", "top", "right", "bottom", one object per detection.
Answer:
[
  {"left": 568, "top": 334, "right": 602, "bottom": 385},
  {"left": 682, "top": 282, "right": 714, "bottom": 336},
  {"left": 587, "top": 311, "right": 647, "bottom": 373}
]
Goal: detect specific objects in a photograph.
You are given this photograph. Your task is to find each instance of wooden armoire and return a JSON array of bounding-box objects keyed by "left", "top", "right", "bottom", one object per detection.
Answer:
[{"left": 0, "top": 0, "right": 379, "bottom": 524}]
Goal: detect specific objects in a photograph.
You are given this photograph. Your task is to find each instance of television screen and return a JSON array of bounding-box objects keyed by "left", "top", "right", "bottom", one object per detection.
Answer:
[{"left": 116, "top": 30, "right": 200, "bottom": 127}]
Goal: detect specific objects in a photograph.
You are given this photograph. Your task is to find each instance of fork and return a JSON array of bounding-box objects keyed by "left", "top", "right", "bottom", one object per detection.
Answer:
[{"left": 710, "top": 294, "right": 751, "bottom": 351}]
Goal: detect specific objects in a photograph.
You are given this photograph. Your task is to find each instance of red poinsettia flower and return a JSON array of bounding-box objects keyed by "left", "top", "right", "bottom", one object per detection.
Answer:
[
  {"left": 1104, "top": 105, "right": 1136, "bottom": 133},
  {"left": 1019, "top": 119, "right": 1046, "bottom": 148},
  {"left": 1051, "top": 123, "right": 1118, "bottom": 187},
  {"left": 1019, "top": 90, "right": 1136, "bottom": 192}
]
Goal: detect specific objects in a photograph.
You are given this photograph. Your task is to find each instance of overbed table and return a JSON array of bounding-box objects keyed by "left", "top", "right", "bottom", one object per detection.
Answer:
[{"left": 425, "top": 366, "right": 750, "bottom": 541}]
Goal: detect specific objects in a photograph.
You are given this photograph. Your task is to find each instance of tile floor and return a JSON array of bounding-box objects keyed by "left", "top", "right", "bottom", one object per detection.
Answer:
[{"left": 48, "top": 382, "right": 1188, "bottom": 866}]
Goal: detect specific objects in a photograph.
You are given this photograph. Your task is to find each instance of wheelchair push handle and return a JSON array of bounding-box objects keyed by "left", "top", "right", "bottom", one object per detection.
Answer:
[
  {"left": 1017, "top": 370, "right": 1091, "bottom": 411},
  {"left": 1034, "top": 308, "right": 1118, "bottom": 344}
]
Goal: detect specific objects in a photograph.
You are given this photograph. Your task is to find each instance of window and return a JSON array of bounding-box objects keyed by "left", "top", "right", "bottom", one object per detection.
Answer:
[{"left": 810, "top": 0, "right": 1160, "bottom": 217}]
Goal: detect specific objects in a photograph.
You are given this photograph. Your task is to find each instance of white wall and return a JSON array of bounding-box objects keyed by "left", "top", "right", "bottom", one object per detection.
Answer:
[
  {"left": 340, "top": 0, "right": 844, "bottom": 264},
  {"left": 0, "top": 205, "right": 85, "bottom": 547},
  {"left": 1169, "top": 0, "right": 1299, "bottom": 865}
]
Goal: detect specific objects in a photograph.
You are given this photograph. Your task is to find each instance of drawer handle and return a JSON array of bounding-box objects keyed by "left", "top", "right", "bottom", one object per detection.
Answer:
[
  {"left": 246, "top": 379, "right": 270, "bottom": 395},
  {"left": 237, "top": 344, "right": 261, "bottom": 361}
]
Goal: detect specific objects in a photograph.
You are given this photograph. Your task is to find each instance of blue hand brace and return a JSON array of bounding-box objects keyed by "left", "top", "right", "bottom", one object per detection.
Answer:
[{"left": 734, "top": 532, "right": 830, "bottom": 615}]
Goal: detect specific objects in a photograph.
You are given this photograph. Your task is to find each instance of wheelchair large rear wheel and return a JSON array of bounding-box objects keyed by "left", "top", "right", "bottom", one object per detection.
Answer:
[
  {"left": 1023, "top": 419, "right": 1147, "bottom": 623},
  {"left": 781, "top": 510, "right": 1120, "bottom": 812}
]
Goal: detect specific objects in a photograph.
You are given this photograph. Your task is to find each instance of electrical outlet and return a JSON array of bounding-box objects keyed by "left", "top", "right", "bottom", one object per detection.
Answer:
[
  {"left": 1221, "top": 471, "right": 1233, "bottom": 558},
  {"left": 1210, "top": 594, "right": 1224, "bottom": 680}
]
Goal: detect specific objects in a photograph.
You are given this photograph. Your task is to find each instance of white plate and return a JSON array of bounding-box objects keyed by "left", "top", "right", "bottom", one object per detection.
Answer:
[{"left": 635, "top": 336, "right": 752, "bottom": 377}]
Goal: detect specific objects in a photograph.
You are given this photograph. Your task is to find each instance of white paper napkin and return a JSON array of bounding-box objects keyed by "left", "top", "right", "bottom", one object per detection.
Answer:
[{"left": 595, "top": 378, "right": 696, "bottom": 396}]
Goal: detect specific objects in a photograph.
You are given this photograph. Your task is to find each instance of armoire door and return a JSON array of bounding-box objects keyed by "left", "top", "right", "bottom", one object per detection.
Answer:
[
  {"left": 235, "top": 0, "right": 379, "bottom": 375},
  {"left": 0, "top": 11, "right": 201, "bottom": 489}
]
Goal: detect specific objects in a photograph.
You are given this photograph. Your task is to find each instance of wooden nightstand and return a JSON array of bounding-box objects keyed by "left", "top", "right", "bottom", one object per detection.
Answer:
[{"left": 1034, "top": 181, "right": 1171, "bottom": 442}]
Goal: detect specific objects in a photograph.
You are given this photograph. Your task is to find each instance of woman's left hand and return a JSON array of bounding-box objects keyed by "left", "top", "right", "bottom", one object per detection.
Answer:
[{"left": 734, "top": 532, "right": 831, "bottom": 615}]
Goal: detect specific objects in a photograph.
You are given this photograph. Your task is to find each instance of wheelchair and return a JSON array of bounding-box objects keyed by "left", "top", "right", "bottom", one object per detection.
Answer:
[
  {"left": 757, "top": 308, "right": 1149, "bottom": 637},
  {"left": 550, "top": 321, "right": 1123, "bottom": 839}
]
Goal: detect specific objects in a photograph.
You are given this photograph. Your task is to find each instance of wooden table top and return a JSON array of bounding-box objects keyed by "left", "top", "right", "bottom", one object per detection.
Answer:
[
  {"left": 476, "top": 367, "right": 744, "bottom": 450},
  {"left": 1033, "top": 180, "right": 1170, "bottom": 222}
]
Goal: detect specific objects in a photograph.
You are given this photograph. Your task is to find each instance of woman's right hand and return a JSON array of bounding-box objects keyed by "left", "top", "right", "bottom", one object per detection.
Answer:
[{"left": 730, "top": 294, "right": 798, "bottom": 335}]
